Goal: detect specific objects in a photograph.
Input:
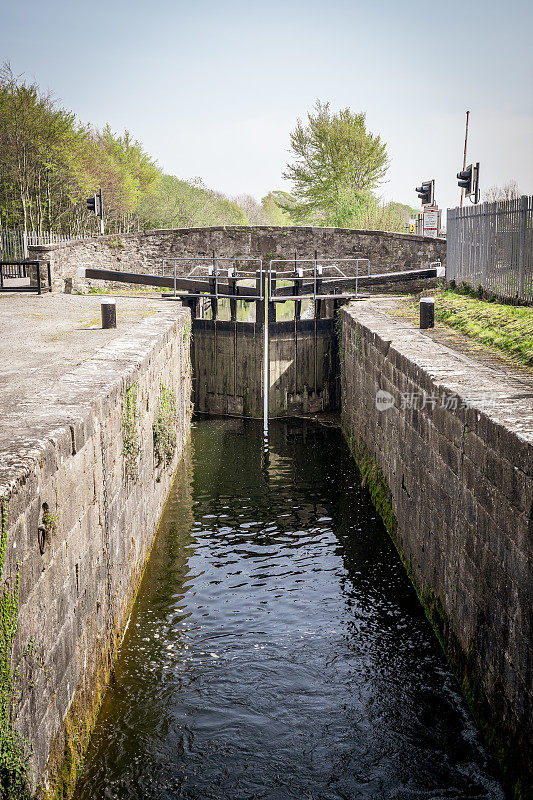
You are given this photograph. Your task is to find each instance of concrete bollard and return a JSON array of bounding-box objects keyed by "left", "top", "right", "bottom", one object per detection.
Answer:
[
  {"left": 420, "top": 297, "right": 435, "bottom": 329},
  {"left": 101, "top": 299, "right": 116, "bottom": 329}
]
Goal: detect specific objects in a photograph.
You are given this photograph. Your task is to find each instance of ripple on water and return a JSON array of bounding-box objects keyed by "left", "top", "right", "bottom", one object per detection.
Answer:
[{"left": 74, "top": 419, "right": 505, "bottom": 800}]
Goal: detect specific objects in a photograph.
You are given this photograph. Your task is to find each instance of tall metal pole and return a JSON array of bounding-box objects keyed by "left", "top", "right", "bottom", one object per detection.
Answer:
[
  {"left": 263, "top": 263, "right": 269, "bottom": 438},
  {"left": 98, "top": 188, "right": 104, "bottom": 235},
  {"left": 460, "top": 111, "right": 470, "bottom": 208},
  {"left": 212, "top": 249, "right": 217, "bottom": 298}
]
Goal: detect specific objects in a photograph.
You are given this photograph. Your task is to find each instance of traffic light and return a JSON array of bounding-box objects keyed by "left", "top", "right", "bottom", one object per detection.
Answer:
[
  {"left": 86, "top": 189, "right": 104, "bottom": 233},
  {"left": 457, "top": 163, "right": 480, "bottom": 204},
  {"left": 416, "top": 180, "right": 434, "bottom": 206},
  {"left": 86, "top": 194, "right": 98, "bottom": 214}
]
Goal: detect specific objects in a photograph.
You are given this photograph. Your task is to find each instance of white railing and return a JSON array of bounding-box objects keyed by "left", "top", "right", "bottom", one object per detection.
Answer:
[{"left": 0, "top": 228, "right": 78, "bottom": 260}]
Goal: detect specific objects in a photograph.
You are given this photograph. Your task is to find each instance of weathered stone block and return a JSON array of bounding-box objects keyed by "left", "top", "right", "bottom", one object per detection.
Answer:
[
  {"left": 0, "top": 308, "right": 192, "bottom": 796},
  {"left": 341, "top": 303, "right": 533, "bottom": 793}
]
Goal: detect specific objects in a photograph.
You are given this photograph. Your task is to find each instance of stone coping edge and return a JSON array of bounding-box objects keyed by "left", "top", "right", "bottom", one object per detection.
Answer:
[
  {"left": 342, "top": 301, "right": 533, "bottom": 470},
  {"left": 0, "top": 307, "right": 190, "bottom": 504}
]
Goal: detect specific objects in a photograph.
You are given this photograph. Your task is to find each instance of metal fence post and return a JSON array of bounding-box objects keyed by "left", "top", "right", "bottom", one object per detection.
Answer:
[
  {"left": 256, "top": 269, "right": 265, "bottom": 324},
  {"left": 518, "top": 195, "right": 528, "bottom": 299},
  {"left": 481, "top": 204, "right": 488, "bottom": 288},
  {"left": 446, "top": 195, "right": 532, "bottom": 302},
  {"left": 228, "top": 267, "right": 237, "bottom": 322},
  {"left": 446, "top": 208, "right": 454, "bottom": 282}
]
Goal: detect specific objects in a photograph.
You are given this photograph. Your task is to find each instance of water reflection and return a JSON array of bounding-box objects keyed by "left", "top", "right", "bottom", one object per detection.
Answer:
[{"left": 74, "top": 419, "right": 505, "bottom": 800}]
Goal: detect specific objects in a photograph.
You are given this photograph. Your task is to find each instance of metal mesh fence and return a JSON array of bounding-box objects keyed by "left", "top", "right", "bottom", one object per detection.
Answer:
[{"left": 447, "top": 196, "right": 533, "bottom": 302}]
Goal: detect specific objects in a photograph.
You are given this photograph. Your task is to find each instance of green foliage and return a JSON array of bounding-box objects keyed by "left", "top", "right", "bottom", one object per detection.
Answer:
[
  {"left": 122, "top": 384, "right": 141, "bottom": 481},
  {"left": 41, "top": 507, "right": 57, "bottom": 535},
  {"left": 0, "top": 63, "right": 83, "bottom": 234},
  {"left": 348, "top": 196, "right": 419, "bottom": 233},
  {"left": 0, "top": 68, "right": 419, "bottom": 238},
  {"left": 106, "top": 237, "right": 125, "bottom": 249},
  {"left": 434, "top": 290, "right": 533, "bottom": 366},
  {"left": 137, "top": 175, "right": 250, "bottom": 229},
  {"left": 152, "top": 384, "right": 178, "bottom": 467},
  {"left": 283, "top": 100, "right": 389, "bottom": 226},
  {"left": 0, "top": 499, "right": 31, "bottom": 800},
  {"left": 0, "top": 64, "right": 266, "bottom": 236},
  {"left": 279, "top": 100, "right": 418, "bottom": 232},
  {"left": 0, "top": 63, "right": 162, "bottom": 237},
  {"left": 232, "top": 194, "right": 277, "bottom": 225},
  {"left": 389, "top": 201, "right": 420, "bottom": 221},
  {"left": 260, "top": 192, "right": 294, "bottom": 225}
]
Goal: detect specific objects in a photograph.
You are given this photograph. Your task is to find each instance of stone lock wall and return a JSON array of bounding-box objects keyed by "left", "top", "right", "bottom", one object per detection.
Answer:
[
  {"left": 0, "top": 308, "right": 192, "bottom": 797},
  {"left": 341, "top": 302, "right": 532, "bottom": 796},
  {"left": 29, "top": 226, "right": 446, "bottom": 293}
]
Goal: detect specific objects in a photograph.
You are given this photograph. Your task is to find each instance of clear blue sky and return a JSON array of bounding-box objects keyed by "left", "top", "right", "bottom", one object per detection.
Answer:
[{"left": 2, "top": 0, "right": 532, "bottom": 212}]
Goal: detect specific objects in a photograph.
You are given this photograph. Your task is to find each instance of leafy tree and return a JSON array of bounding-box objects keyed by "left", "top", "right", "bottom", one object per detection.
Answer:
[
  {"left": 233, "top": 194, "right": 270, "bottom": 224},
  {"left": 349, "top": 196, "right": 415, "bottom": 233},
  {"left": 388, "top": 201, "right": 419, "bottom": 221},
  {"left": 282, "top": 100, "right": 388, "bottom": 226},
  {"left": 0, "top": 71, "right": 412, "bottom": 239},
  {"left": 0, "top": 63, "right": 83, "bottom": 238},
  {"left": 209, "top": 190, "right": 250, "bottom": 226},
  {"left": 138, "top": 176, "right": 251, "bottom": 229},
  {"left": 0, "top": 65, "right": 256, "bottom": 237},
  {"left": 261, "top": 192, "right": 293, "bottom": 225}
]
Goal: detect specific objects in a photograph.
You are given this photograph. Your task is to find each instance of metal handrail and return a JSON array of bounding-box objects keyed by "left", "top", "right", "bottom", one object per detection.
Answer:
[
  {"left": 0, "top": 260, "right": 52, "bottom": 294},
  {"left": 161, "top": 256, "right": 264, "bottom": 298},
  {"left": 268, "top": 257, "right": 371, "bottom": 300}
]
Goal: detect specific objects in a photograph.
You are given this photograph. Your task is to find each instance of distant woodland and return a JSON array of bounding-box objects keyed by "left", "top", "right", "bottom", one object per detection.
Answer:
[{"left": 0, "top": 66, "right": 417, "bottom": 237}]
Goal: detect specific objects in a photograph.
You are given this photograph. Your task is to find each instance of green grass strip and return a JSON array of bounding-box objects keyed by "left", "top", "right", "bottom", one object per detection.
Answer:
[{"left": 436, "top": 290, "right": 533, "bottom": 367}]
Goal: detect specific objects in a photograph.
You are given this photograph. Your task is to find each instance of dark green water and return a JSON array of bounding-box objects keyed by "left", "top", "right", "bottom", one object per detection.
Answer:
[{"left": 74, "top": 418, "right": 504, "bottom": 800}]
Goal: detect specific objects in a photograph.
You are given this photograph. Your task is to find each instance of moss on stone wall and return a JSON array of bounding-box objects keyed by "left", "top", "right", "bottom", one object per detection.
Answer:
[
  {"left": 122, "top": 384, "right": 141, "bottom": 481},
  {"left": 42, "top": 496, "right": 171, "bottom": 800},
  {"left": 42, "top": 631, "right": 116, "bottom": 800},
  {"left": 0, "top": 499, "right": 31, "bottom": 800},
  {"left": 106, "top": 237, "right": 124, "bottom": 250},
  {"left": 153, "top": 383, "right": 178, "bottom": 467},
  {"left": 342, "top": 425, "right": 397, "bottom": 538},
  {"left": 420, "top": 587, "right": 527, "bottom": 799},
  {"left": 341, "top": 410, "right": 528, "bottom": 800}
]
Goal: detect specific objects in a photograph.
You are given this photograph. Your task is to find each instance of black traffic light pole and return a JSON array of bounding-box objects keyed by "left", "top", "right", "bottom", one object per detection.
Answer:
[
  {"left": 98, "top": 188, "right": 104, "bottom": 235},
  {"left": 457, "top": 163, "right": 480, "bottom": 205},
  {"left": 416, "top": 180, "right": 435, "bottom": 206},
  {"left": 86, "top": 189, "right": 105, "bottom": 235},
  {"left": 460, "top": 111, "right": 470, "bottom": 207}
]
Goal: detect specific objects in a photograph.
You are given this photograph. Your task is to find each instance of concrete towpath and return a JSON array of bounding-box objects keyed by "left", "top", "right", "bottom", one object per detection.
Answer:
[{"left": 0, "top": 293, "right": 172, "bottom": 415}]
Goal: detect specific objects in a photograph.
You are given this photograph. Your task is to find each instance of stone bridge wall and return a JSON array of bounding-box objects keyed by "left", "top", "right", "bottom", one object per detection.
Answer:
[{"left": 29, "top": 226, "right": 446, "bottom": 293}]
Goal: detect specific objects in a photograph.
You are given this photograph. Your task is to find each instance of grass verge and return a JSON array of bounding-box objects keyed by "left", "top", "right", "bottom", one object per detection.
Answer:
[
  {"left": 435, "top": 288, "right": 533, "bottom": 366},
  {"left": 392, "top": 286, "right": 533, "bottom": 367}
]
